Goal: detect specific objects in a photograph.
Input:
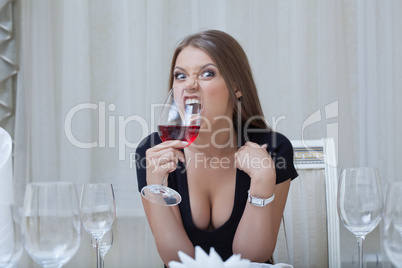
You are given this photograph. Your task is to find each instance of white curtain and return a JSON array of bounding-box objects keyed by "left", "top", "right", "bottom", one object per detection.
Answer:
[{"left": 13, "top": 0, "right": 402, "bottom": 267}]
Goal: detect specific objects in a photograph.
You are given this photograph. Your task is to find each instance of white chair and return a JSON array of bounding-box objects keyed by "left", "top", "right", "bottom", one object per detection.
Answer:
[{"left": 273, "top": 138, "right": 341, "bottom": 268}]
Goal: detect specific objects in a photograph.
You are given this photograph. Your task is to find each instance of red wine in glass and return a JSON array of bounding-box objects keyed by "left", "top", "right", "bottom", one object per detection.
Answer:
[
  {"left": 141, "top": 88, "right": 202, "bottom": 206},
  {"left": 158, "top": 125, "right": 200, "bottom": 146}
]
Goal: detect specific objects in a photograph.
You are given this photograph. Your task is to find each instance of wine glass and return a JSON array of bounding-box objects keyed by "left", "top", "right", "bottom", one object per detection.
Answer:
[
  {"left": 0, "top": 203, "right": 23, "bottom": 268},
  {"left": 22, "top": 182, "right": 81, "bottom": 268},
  {"left": 141, "top": 88, "right": 202, "bottom": 206},
  {"left": 337, "top": 167, "right": 383, "bottom": 268},
  {"left": 382, "top": 181, "right": 402, "bottom": 267},
  {"left": 91, "top": 229, "right": 114, "bottom": 267},
  {"left": 80, "top": 183, "right": 116, "bottom": 268}
]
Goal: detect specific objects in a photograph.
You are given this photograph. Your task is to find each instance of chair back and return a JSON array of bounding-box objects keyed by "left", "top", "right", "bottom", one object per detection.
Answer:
[{"left": 273, "top": 138, "right": 341, "bottom": 268}]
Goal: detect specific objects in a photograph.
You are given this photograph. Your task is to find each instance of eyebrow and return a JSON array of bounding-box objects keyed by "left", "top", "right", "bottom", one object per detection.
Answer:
[{"left": 174, "top": 63, "right": 218, "bottom": 73}]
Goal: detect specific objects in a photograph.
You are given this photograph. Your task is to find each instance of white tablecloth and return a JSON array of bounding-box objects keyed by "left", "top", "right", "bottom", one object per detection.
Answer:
[{"left": 250, "top": 263, "right": 293, "bottom": 268}]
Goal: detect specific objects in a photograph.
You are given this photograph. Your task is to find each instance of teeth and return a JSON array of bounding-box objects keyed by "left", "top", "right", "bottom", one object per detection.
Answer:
[{"left": 185, "top": 98, "right": 200, "bottom": 105}]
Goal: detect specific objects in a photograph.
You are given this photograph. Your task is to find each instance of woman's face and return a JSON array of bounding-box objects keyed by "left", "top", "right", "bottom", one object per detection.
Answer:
[{"left": 172, "top": 46, "right": 235, "bottom": 129}]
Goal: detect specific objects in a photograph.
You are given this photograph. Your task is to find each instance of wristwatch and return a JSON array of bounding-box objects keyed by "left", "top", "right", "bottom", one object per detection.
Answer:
[{"left": 247, "top": 190, "right": 275, "bottom": 207}]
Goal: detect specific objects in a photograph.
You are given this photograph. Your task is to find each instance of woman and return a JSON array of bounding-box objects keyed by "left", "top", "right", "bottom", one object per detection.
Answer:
[{"left": 136, "top": 30, "right": 298, "bottom": 266}]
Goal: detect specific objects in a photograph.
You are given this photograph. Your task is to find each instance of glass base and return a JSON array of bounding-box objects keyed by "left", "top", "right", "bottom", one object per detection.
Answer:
[{"left": 141, "top": 185, "right": 181, "bottom": 206}]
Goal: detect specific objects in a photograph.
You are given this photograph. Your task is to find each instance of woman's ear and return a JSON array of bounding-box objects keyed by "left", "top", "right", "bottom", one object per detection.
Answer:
[
  {"left": 235, "top": 89, "right": 242, "bottom": 99},
  {"left": 232, "top": 83, "right": 242, "bottom": 99}
]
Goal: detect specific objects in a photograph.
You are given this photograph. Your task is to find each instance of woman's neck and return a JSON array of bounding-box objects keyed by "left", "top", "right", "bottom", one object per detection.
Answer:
[{"left": 188, "top": 124, "right": 238, "bottom": 158}]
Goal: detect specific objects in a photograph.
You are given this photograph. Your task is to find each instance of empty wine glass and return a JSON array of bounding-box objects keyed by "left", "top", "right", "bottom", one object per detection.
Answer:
[
  {"left": 80, "top": 183, "right": 116, "bottom": 268},
  {"left": 383, "top": 181, "right": 402, "bottom": 268},
  {"left": 0, "top": 203, "right": 23, "bottom": 268},
  {"left": 337, "top": 167, "right": 383, "bottom": 268},
  {"left": 141, "top": 88, "right": 202, "bottom": 206},
  {"left": 22, "top": 182, "right": 81, "bottom": 268},
  {"left": 91, "top": 229, "right": 113, "bottom": 268}
]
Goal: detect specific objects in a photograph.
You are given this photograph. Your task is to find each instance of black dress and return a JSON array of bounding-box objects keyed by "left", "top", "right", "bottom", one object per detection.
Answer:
[{"left": 136, "top": 129, "right": 298, "bottom": 263}]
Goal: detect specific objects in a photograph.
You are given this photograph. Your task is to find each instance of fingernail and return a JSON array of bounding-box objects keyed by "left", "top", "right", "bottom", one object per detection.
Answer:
[{"left": 181, "top": 141, "right": 189, "bottom": 146}]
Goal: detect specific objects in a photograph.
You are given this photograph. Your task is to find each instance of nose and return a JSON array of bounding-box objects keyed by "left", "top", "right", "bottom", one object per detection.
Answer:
[{"left": 184, "top": 77, "right": 199, "bottom": 91}]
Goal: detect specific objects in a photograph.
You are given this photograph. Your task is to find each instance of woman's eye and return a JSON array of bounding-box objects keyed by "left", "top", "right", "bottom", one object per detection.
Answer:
[
  {"left": 200, "top": 70, "right": 215, "bottom": 79},
  {"left": 174, "top": 72, "right": 187, "bottom": 80}
]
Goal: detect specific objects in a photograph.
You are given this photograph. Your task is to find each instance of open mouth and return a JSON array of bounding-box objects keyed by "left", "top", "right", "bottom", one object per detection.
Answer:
[
  {"left": 184, "top": 97, "right": 202, "bottom": 111},
  {"left": 183, "top": 97, "right": 202, "bottom": 119}
]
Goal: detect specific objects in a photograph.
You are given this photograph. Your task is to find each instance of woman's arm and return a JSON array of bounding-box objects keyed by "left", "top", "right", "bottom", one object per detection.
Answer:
[
  {"left": 233, "top": 141, "right": 291, "bottom": 262},
  {"left": 232, "top": 179, "right": 290, "bottom": 262},
  {"left": 142, "top": 197, "right": 194, "bottom": 265},
  {"left": 140, "top": 140, "right": 195, "bottom": 266}
]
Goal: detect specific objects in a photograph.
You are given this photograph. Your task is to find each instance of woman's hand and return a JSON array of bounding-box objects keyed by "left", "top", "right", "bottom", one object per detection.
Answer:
[
  {"left": 145, "top": 141, "right": 187, "bottom": 185},
  {"left": 235, "top": 142, "right": 276, "bottom": 195}
]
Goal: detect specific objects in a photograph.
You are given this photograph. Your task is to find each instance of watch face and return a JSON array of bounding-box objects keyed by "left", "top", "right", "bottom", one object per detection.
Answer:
[
  {"left": 249, "top": 195, "right": 264, "bottom": 207},
  {"left": 248, "top": 192, "right": 275, "bottom": 207},
  {"left": 255, "top": 199, "right": 264, "bottom": 206}
]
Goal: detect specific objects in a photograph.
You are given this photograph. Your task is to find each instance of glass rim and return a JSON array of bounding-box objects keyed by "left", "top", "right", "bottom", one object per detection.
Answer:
[
  {"left": 386, "top": 181, "right": 402, "bottom": 187},
  {"left": 81, "top": 183, "right": 113, "bottom": 187},
  {"left": 27, "top": 181, "right": 76, "bottom": 186},
  {"left": 340, "top": 167, "right": 379, "bottom": 171},
  {"left": 339, "top": 167, "right": 380, "bottom": 177}
]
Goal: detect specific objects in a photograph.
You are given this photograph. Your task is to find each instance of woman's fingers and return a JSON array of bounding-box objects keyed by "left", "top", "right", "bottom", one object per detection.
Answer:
[
  {"left": 145, "top": 141, "right": 187, "bottom": 183},
  {"left": 148, "top": 141, "right": 186, "bottom": 160},
  {"left": 153, "top": 140, "right": 189, "bottom": 150},
  {"left": 235, "top": 142, "right": 274, "bottom": 178},
  {"left": 243, "top": 141, "right": 266, "bottom": 149},
  {"left": 147, "top": 149, "right": 183, "bottom": 171},
  {"left": 149, "top": 141, "right": 187, "bottom": 162}
]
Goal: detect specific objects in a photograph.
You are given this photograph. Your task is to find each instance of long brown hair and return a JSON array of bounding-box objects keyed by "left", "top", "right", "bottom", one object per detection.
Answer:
[{"left": 168, "top": 30, "right": 270, "bottom": 131}]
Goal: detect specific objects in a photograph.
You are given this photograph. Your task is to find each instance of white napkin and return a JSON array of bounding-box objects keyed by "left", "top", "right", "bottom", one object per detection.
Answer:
[
  {"left": 0, "top": 127, "right": 13, "bottom": 204},
  {"left": 0, "top": 204, "right": 14, "bottom": 264},
  {"left": 0, "top": 127, "right": 14, "bottom": 263},
  {"left": 168, "top": 246, "right": 293, "bottom": 268},
  {"left": 169, "top": 246, "right": 250, "bottom": 268}
]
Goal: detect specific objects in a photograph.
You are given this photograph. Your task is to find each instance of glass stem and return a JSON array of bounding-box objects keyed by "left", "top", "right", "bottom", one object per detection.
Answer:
[
  {"left": 96, "top": 238, "right": 103, "bottom": 268},
  {"left": 356, "top": 235, "right": 365, "bottom": 268},
  {"left": 161, "top": 174, "right": 168, "bottom": 186}
]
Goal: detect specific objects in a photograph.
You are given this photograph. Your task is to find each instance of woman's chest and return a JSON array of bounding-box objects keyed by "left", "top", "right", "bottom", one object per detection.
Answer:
[{"left": 185, "top": 164, "right": 237, "bottom": 231}]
